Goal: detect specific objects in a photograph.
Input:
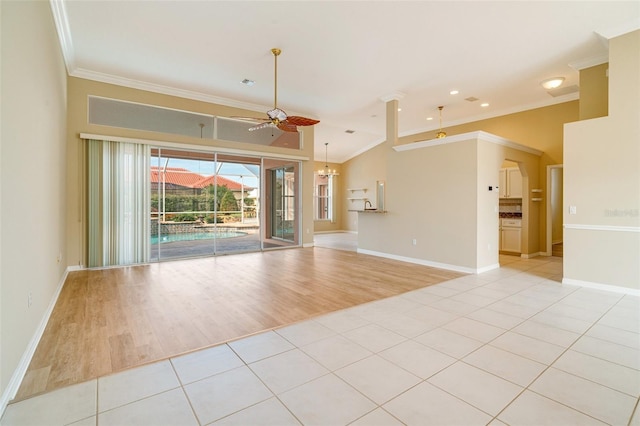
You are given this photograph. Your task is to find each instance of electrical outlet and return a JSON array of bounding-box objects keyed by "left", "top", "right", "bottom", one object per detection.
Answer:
[
  {"left": 569, "top": 205, "right": 577, "bottom": 214},
  {"left": 412, "top": 238, "right": 417, "bottom": 246},
  {"left": 28, "top": 291, "right": 32, "bottom": 308},
  {"left": 57, "top": 251, "right": 62, "bottom": 263}
]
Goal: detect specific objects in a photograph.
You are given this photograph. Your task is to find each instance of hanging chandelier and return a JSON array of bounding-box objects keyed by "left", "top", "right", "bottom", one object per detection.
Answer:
[
  {"left": 318, "top": 142, "right": 339, "bottom": 177},
  {"left": 436, "top": 105, "right": 447, "bottom": 139}
]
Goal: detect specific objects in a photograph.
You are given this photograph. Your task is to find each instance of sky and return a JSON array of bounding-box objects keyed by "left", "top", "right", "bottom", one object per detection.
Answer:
[{"left": 153, "top": 157, "right": 259, "bottom": 188}]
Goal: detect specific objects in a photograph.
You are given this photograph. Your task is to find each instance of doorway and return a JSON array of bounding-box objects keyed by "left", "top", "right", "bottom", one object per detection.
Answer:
[
  {"left": 547, "top": 165, "right": 563, "bottom": 257},
  {"left": 499, "top": 160, "right": 523, "bottom": 255},
  {"left": 264, "top": 159, "right": 300, "bottom": 248}
]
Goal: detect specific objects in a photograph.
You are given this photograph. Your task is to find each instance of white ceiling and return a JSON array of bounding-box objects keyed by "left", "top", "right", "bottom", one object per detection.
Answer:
[{"left": 54, "top": 1, "right": 639, "bottom": 163}]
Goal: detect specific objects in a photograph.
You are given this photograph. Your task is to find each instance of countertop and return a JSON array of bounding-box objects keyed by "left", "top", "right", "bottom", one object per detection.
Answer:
[{"left": 348, "top": 210, "right": 388, "bottom": 214}]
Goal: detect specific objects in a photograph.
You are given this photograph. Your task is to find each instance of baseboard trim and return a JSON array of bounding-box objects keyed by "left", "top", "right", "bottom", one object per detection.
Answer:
[
  {"left": 313, "top": 230, "right": 356, "bottom": 234},
  {"left": 562, "top": 277, "right": 640, "bottom": 296},
  {"left": 356, "top": 249, "right": 496, "bottom": 275},
  {"left": 521, "top": 252, "right": 542, "bottom": 259},
  {"left": 0, "top": 267, "right": 70, "bottom": 415},
  {"left": 477, "top": 263, "right": 501, "bottom": 274}
]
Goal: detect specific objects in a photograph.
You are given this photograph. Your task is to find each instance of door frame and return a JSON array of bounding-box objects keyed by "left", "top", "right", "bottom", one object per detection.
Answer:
[{"left": 546, "top": 164, "right": 563, "bottom": 256}]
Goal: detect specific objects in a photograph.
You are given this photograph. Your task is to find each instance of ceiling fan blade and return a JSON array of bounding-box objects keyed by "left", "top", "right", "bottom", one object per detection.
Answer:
[
  {"left": 286, "top": 116, "right": 320, "bottom": 127},
  {"left": 277, "top": 121, "right": 299, "bottom": 132},
  {"left": 229, "top": 116, "right": 270, "bottom": 123},
  {"left": 248, "top": 122, "right": 276, "bottom": 132}
]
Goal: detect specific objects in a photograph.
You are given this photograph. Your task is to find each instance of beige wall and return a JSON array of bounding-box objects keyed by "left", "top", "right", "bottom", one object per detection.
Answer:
[
  {"left": 345, "top": 102, "right": 571, "bottom": 254},
  {"left": 564, "top": 30, "right": 640, "bottom": 290},
  {"left": 342, "top": 141, "right": 390, "bottom": 232},
  {"left": 1, "top": 0, "right": 68, "bottom": 405},
  {"left": 579, "top": 63, "right": 609, "bottom": 120},
  {"left": 66, "top": 77, "right": 316, "bottom": 264},
  {"left": 356, "top": 132, "right": 541, "bottom": 272},
  {"left": 399, "top": 101, "right": 577, "bottom": 253}
]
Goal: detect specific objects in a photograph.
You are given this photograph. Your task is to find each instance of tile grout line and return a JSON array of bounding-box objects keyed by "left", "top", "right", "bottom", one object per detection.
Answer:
[
  {"left": 168, "top": 357, "right": 203, "bottom": 426},
  {"left": 490, "top": 287, "right": 634, "bottom": 425}
]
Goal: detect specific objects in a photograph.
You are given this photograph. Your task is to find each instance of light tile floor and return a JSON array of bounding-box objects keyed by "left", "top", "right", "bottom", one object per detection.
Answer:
[{"left": 3, "top": 255, "right": 640, "bottom": 425}]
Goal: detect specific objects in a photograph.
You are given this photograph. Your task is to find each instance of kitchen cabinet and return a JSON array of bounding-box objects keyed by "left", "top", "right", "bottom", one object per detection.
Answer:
[
  {"left": 500, "top": 218, "right": 521, "bottom": 253},
  {"left": 499, "top": 167, "right": 523, "bottom": 198}
]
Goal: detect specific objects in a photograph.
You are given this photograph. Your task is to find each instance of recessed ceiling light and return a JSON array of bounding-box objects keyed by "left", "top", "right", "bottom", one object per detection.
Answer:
[
  {"left": 426, "top": 117, "right": 433, "bottom": 121},
  {"left": 541, "top": 77, "right": 565, "bottom": 90},
  {"left": 450, "top": 90, "right": 459, "bottom": 95},
  {"left": 398, "top": 108, "right": 402, "bottom": 112},
  {"left": 241, "top": 79, "right": 255, "bottom": 86},
  {"left": 465, "top": 96, "right": 479, "bottom": 102},
  {"left": 345, "top": 129, "right": 355, "bottom": 134},
  {"left": 481, "top": 103, "right": 490, "bottom": 107}
]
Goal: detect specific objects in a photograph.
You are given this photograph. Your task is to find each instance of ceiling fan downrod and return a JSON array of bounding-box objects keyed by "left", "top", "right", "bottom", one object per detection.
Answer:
[{"left": 271, "top": 48, "right": 281, "bottom": 110}]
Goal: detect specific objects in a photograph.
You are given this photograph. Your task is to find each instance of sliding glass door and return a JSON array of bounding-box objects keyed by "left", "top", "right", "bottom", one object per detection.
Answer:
[
  {"left": 88, "top": 140, "right": 301, "bottom": 265},
  {"left": 150, "top": 148, "right": 261, "bottom": 261}
]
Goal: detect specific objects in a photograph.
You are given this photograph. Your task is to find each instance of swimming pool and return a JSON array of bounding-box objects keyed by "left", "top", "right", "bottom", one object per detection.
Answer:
[{"left": 151, "top": 231, "right": 247, "bottom": 245}]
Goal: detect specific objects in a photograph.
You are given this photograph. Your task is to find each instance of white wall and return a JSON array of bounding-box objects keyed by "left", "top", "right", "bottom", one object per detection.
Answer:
[
  {"left": 563, "top": 30, "right": 640, "bottom": 292},
  {"left": 0, "top": 0, "right": 68, "bottom": 409}
]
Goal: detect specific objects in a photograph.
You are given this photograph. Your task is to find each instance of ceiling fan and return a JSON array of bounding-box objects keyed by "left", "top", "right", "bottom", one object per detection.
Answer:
[{"left": 234, "top": 48, "right": 320, "bottom": 133}]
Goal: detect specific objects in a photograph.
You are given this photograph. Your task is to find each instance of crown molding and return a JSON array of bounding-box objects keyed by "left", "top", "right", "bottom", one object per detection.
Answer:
[
  {"left": 379, "top": 92, "right": 406, "bottom": 103},
  {"left": 49, "top": 0, "right": 75, "bottom": 73},
  {"left": 340, "top": 136, "right": 387, "bottom": 163},
  {"left": 394, "top": 130, "right": 543, "bottom": 157},
  {"left": 595, "top": 20, "right": 640, "bottom": 41},
  {"left": 71, "top": 68, "right": 271, "bottom": 113},
  {"left": 569, "top": 54, "right": 609, "bottom": 71}
]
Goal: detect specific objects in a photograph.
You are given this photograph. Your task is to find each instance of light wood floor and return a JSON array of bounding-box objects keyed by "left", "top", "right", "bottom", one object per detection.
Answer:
[{"left": 17, "top": 247, "right": 463, "bottom": 401}]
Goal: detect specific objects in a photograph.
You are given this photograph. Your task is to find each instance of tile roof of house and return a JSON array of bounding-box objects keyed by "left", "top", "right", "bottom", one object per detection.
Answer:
[
  {"left": 150, "top": 167, "right": 252, "bottom": 191},
  {"left": 150, "top": 167, "right": 203, "bottom": 188}
]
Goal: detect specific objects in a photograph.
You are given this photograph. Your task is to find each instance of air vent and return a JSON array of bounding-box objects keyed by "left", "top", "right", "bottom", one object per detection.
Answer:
[
  {"left": 465, "top": 97, "right": 479, "bottom": 102},
  {"left": 547, "top": 85, "right": 580, "bottom": 97},
  {"left": 345, "top": 129, "right": 356, "bottom": 134}
]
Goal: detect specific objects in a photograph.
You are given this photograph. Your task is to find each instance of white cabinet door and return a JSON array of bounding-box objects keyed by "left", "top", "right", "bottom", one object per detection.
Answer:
[
  {"left": 501, "top": 227, "right": 521, "bottom": 253},
  {"left": 499, "top": 167, "right": 522, "bottom": 198},
  {"left": 507, "top": 168, "right": 523, "bottom": 198},
  {"left": 499, "top": 169, "right": 507, "bottom": 198}
]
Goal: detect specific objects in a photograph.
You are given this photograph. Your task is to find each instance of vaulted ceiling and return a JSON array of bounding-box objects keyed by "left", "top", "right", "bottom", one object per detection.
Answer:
[{"left": 53, "top": 1, "right": 639, "bottom": 162}]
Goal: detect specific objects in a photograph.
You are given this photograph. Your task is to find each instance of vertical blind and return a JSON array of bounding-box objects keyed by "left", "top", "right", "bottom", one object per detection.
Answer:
[{"left": 87, "top": 139, "right": 150, "bottom": 267}]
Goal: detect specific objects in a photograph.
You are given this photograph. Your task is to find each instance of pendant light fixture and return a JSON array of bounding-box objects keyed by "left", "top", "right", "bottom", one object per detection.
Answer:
[
  {"left": 436, "top": 106, "right": 447, "bottom": 139},
  {"left": 318, "top": 142, "right": 339, "bottom": 177}
]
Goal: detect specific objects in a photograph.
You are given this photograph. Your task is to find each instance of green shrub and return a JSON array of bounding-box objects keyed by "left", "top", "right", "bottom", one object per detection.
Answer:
[
  {"left": 173, "top": 213, "right": 197, "bottom": 222},
  {"left": 205, "top": 215, "right": 223, "bottom": 224}
]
